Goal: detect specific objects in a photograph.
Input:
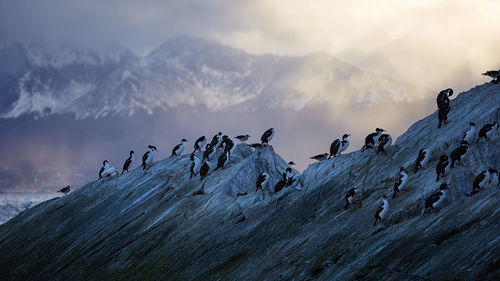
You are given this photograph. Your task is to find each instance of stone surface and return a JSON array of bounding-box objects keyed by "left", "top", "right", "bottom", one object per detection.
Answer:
[{"left": 0, "top": 83, "right": 499, "bottom": 281}]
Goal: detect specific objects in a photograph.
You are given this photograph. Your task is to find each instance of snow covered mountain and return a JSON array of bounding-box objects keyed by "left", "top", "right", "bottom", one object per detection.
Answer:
[{"left": 0, "top": 37, "right": 428, "bottom": 119}]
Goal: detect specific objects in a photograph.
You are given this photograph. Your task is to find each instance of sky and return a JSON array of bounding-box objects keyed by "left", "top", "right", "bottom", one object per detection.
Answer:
[{"left": 1, "top": 0, "right": 500, "bottom": 92}]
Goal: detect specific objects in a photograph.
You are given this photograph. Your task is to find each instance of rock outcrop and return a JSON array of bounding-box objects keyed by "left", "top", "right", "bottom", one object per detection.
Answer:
[{"left": 0, "top": 83, "right": 499, "bottom": 281}]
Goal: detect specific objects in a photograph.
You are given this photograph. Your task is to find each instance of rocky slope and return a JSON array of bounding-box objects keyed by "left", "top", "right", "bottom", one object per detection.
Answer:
[{"left": 0, "top": 82, "right": 498, "bottom": 280}]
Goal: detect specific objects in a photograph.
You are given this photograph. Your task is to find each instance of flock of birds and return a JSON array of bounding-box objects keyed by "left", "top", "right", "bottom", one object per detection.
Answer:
[{"left": 48, "top": 73, "right": 499, "bottom": 227}]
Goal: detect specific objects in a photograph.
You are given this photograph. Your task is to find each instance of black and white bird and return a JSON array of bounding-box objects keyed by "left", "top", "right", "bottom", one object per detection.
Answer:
[
  {"left": 424, "top": 183, "right": 448, "bottom": 214},
  {"left": 58, "top": 185, "right": 71, "bottom": 195},
  {"left": 435, "top": 155, "right": 449, "bottom": 182},
  {"left": 256, "top": 172, "right": 269, "bottom": 199},
  {"left": 224, "top": 139, "right": 235, "bottom": 157},
  {"left": 200, "top": 160, "right": 211, "bottom": 182},
  {"left": 193, "top": 136, "right": 207, "bottom": 152},
  {"left": 310, "top": 153, "right": 329, "bottom": 162},
  {"left": 121, "top": 150, "right": 134, "bottom": 174},
  {"left": 450, "top": 141, "right": 469, "bottom": 168},
  {"left": 261, "top": 128, "right": 275, "bottom": 145},
  {"left": 142, "top": 145, "right": 157, "bottom": 171},
  {"left": 203, "top": 143, "right": 215, "bottom": 161},
  {"left": 274, "top": 172, "right": 288, "bottom": 193},
  {"left": 482, "top": 69, "right": 500, "bottom": 84},
  {"left": 344, "top": 188, "right": 361, "bottom": 210},
  {"left": 210, "top": 132, "right": 223, "bottom": 150},
  {"left": 218, "top": 135, "right": 229, "bottom": 150},
  {"left": 392, "top": 167, "right": 409, "bottom": 199},
  {"left": 99, "top": 160, "right": 118, "bottom": 178},
  {"left": 189, "top": 152, "right": 201, "bottom": 179},
  {"left": 362, "top": 128, "right": 384, "bottom": 152},
  {"left": 476, "top": 122, "right": 498, "bottom": 143},
  {"left": 415, "top": 149, "right": 430, "bottom": 173},
  {"left": 373, "top": 195, "right": 389, "bottom": 226},
  {"left": 376, "top": 133, "right": 392, "bottom": 156},
  {"left": 171, "top": 139, "right": 188, "bottom": 157},
  {"left": 467, "top": 168, "right": 499, "bottom": 195},
  {"left": 235, "top": 134, "right": 250, "bottom": 143},
  {"left": 99, "top": 160, "right": 108, "bottom": 179},
  {"left": 328, "top": 134, "right": 350, "bottom": 159},
  {"left": 214, "top": 151, "right": 230, "bottom": 171},
  {"left": 463, "top": 122, "right": 476, "bottom": 143}
]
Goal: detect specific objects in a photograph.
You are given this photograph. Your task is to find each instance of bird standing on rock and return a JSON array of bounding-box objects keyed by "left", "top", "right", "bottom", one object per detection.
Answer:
[
  {"left": 310, "top": 153, "right": 329, "bottom": 162},
  {"left": 235, "top": 134, "right": 250, "bottom": 143},
  {"left": 415, "top": 149, "right": 430, "bottom": 173},
  {"left": 193, "top": 136, "right": 206, "bottom": 152},
  {"left": 373, "top": 195, "right": 389, "bottom": 226},
  {"left": 329, "top": 134, "right": 350, "bottom": 159},
  {"left": 121, "top": 150, "right": 134, "bottom": 174},
  {"left": 362, "top": 128, "right": 384, "bottom": 152},
  {"left": 435, "top": 155, "right": 449, "bottom": 182},
  {"left": 171, "top": 139, "right": 188, "bottom": 157},
  {"left": 58, "top": 185, "right": 71, "bottom": 195},
  {"left": 261, "top": 128, "right": 275, "bottom": 145},
  {"left": 142, "top": 145, "right": 157, "bottom": 171}
]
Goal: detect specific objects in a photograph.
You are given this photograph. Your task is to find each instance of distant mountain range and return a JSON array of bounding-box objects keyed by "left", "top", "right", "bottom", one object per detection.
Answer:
[
  {"left": 0, "top": 37, "right": 434, "bottom": 193},
  {"left": 0, "top": 37, "right": 429, "bottom": 119}
]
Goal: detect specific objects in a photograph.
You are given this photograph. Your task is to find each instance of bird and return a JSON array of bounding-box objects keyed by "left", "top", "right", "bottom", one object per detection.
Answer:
[
  {"left": 463, "top": 122, "right": 476, "bottom": 143},
  {"left": 344, "top": 188, "right": 361, "bottom": 210},
  {"left": 210, "top": 132, "right": 223, "bottom": 150},
  {"left": 376, "top": 133, "right": 392, "bottom": 156},
  {"left": 435, "top": 155, "right": 449, "bottom": 182},
  {"left": 99, "top": 160, "right": 117, "bottom": 178},
  {"left": 171, "top": 139, "right": 188, "bottom": 157},
  {"left": 310, "top": 153, "right": 329, "bottom": 162},
  {"left": 482, "top": 69, "right": 500, "bottom": 84},
  {"left": 392, "top": 167, "right": 409, "bottom": 199},
  {"left": 218, "top": 135, "right": 229, "bottom": 150},
  {"left": 274, "top": 172, "right": 288, "bottom": 193},
  {"left": 189, "top": 152, "right": 201, "bottom": 179},
  {"left": 200, "top": 160, "right": 211, "bottom": 182},
  {"left": 22, "top": 201, "right": 32, "bottom": 209},
  {"left": 235, "top": 134, "right": 250, "bottom": 143},
  {"left": 328, "top": 134, "right": 350, "bottom": 159},
  {"left": 362, "top": 128, "right": 384, "bottom": 152},
  {"left": 476, "top": 122, "right": 498, "bottom": 143},
  {"left": 373, "top": 195, "right": 389, "bottom": 226},
  {"left": 415, "top": 149, "right": 430, "bottom": 173},
  {"left": 142, "top": 145, "right": 157, "bottom": 171},
  {"left": 58, "top": 185, "right": 71, "bottom": 195},
  {"left": 121, "top": 150, "right": 134, "bottom": 174},
  {"left": 193, "top": 136, "right": 207, "bottom": 152},
  {"left": 450, "top": 141, "right": 469, "bottom": 168},
  {"left": 467, "top": 168, "right": 499, "bottom": 196},
  {"left": 101, "top": 163, "right": 118, "bottom": 178},
  {"left": 256, "top": 172, "right": 269, "bottom": 199},
  {"left": 203, "top": 143, "right": 215, "bottom": 161},
  {"left": 424, "top": 183, "right": 448, "bottom": 214},
  {"left": 224, "top": 139, "right": 235, "bottom": 157},
  {"left": 261, "top": 128, "right": 275, "bottom": 145},
  {"left": 99, "top": 160, "right": 109, "bottom": 179},
  {"left": 214, "top": 151, "right": 229, "bottom": 171}
]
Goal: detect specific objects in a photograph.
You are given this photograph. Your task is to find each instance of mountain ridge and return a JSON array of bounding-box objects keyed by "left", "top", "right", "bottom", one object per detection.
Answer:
[{"left": 0, "top": 37, "right": 430, "bottom": 119}]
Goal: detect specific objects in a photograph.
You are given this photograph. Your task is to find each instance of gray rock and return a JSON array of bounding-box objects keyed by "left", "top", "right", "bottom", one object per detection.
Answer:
[{"left": 0, "top": 83, "right": 499, "bottom": 281}]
